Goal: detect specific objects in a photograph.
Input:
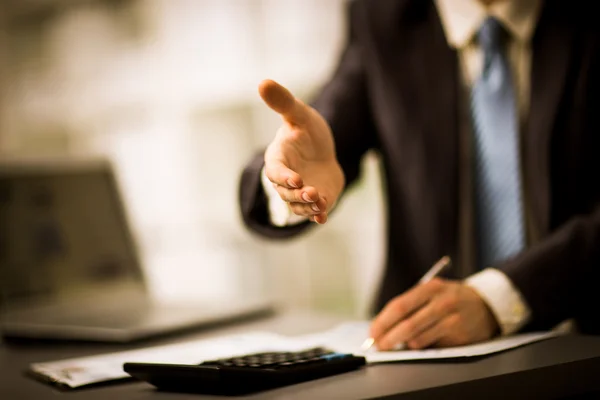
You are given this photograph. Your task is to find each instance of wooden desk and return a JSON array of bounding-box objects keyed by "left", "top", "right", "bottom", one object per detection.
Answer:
[{"left": 2, "top": 310, "right": 600, "bottom": 399}]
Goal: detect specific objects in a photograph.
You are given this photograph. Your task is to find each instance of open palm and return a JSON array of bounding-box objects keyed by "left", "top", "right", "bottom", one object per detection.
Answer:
[{"left": 260, "top": 80, "right": 345, "bottom": 224}]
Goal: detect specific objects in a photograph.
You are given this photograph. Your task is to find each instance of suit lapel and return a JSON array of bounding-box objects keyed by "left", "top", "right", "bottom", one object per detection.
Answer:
[{"left": 527, "top": 2, "right": 574, "bottom": 235}]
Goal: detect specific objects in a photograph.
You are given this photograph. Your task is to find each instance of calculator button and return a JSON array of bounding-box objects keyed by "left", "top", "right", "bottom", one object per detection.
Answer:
[
  {"left": 279, "top": 362, "right": 294, "bottom": 367},
  {"left": 198, "top": 347, "right": 353, "bottom": 372},
  {"left": 258, "top": 362, "right": 277, "bottom": 368}
]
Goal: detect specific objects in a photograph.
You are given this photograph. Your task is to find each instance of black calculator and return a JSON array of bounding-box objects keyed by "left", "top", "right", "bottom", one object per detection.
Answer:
[{"left": 124, "top": 347, "right": 366, "bottom": 395}]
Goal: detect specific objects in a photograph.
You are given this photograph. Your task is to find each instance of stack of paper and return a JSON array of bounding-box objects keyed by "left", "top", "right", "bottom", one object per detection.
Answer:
[{"left": 28, "top": 321, "right": 557, "bottom": 389}]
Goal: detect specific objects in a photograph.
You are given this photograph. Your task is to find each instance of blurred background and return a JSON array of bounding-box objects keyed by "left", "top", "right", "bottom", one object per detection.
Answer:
[{"left": 0, "top": 0, "right": 386, "bottom": 319}]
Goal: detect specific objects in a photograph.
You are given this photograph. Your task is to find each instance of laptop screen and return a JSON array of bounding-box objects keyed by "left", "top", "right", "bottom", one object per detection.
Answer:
[{"left": 0, "top": 160, "right": 146, "bottom": 311}]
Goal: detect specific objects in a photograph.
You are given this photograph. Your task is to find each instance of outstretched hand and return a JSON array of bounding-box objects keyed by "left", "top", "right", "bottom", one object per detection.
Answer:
[{"left": 259, "top": 79, "right": 345, "bottom": 224}]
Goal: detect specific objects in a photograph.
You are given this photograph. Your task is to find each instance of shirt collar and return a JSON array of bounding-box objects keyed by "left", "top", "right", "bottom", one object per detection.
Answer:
[{"left": 434, "top": 0, "right": 542, "bottom": 49}]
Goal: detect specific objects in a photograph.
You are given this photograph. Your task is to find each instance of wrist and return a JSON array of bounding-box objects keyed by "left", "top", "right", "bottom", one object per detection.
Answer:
[{"left": 465, "top": 268, "right": 531, "bottom": 335}]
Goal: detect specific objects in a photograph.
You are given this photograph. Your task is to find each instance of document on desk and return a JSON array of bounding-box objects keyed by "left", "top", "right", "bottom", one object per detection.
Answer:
[
  {"left": 28, "top": 322, "right": 558, "bottom": 389},
  {"left": 28, "top": 331, "right": 302, "bottom": 389},
  {"left": 301, "top": 322, "right": 559, "bottom": 363}
]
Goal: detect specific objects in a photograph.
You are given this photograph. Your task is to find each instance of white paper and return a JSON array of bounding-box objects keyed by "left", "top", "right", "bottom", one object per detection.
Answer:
[
  {"left": 29, "top": 331, "right": 300, "bottom": 388},
  {"left": 29, "top": 321, "right": 558, "bottom": 389},
  {"left": 292, "top": 321, "right": 559, "bottom": 363}
]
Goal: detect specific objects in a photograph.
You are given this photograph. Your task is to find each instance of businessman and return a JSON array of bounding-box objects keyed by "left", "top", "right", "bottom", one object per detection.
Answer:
[{"left": 239, "top": 0, "right": 600, "bottom": 349}]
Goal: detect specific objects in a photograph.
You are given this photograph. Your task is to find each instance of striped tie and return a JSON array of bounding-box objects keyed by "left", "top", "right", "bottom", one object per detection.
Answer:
[{"left": 471, "top": 17, "right": 525, "bottom": 269}]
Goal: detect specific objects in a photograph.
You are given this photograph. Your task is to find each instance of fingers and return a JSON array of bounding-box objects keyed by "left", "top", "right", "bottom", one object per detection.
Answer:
[
  {"left": 264, "top": 159, "right": 303, "bottom": 189},
  {"left": 264, "top": 160, "right": 330, "bottom": 222},
  {"left": 314, "top": 212, "right": 328, "bottom": 224},
  {"left": 271, "top": 171, "right": 329, "bottom": 216},
  {"left": 274, "top": 184, "right": 319, "bottom": 204},
  {"left": 369, "top": 279, "right": 444, "bottom": 343},
  {"left": 275, "top": 184, "right": 327, "bottom": 215},
  {"left": 288, "top": 197, "right": 327, "bottom": 215},
  {"left": 308, "top": 213, "right": 329, "bottom": 224},
  {"left": 258, "top": 79, "right": 309, "bottom": 126},
  {"left": 408, "top": 314, "right": 464, "bottom": 349},
  {"left": 377, "top": 300, "right": 441, "bottom": 350},
  {"left": 273, "top": 185, "right": 327, "bottom": 212}
]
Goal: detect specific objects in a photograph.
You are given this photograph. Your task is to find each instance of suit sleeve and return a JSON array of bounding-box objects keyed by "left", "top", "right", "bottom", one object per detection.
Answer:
[
  {"left": 498, "top": 203, "right": 600, "bottom": 332},
  {"left": 499, "top": 31, "right": 600, "bottom": 333},
  {"left": 238, "top": 0, "right": 377, "bottom": 239}
]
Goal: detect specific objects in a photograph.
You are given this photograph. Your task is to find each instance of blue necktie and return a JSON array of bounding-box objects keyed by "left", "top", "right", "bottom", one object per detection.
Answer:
[{"left": 472, "top": 17, "right": 525, "bottom": 269}]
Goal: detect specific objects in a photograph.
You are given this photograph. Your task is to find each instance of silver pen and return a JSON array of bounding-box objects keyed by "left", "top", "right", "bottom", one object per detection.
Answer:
[{"left": 360, "top": 255, "right": 452, "bottom": 352}]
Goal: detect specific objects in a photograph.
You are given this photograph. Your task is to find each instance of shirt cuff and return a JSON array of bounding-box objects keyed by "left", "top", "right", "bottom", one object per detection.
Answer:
[
  {"left": 260, "top": 167, "right": 308, "bottom": 227},
  {"left": 465, "top": 268, "right": 531, "bottom": 335}
]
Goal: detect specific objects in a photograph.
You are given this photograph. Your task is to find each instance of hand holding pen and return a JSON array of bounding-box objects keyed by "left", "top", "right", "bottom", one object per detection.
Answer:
[{"left": 362, "top": 256, "right": 499, "bottom": 351}]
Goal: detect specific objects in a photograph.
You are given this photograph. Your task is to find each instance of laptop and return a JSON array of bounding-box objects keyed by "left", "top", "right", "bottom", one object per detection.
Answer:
[{"left": 0, "top": 157, "right": 272, "bottom": 342}]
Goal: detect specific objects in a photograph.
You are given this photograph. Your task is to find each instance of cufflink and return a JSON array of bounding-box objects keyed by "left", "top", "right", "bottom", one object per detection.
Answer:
[
  {"left": 512, "top": 302, "right": 525, "bottom": 318},
  {"left": 503, "top": 302, "right": 526, "bottom": 327}
]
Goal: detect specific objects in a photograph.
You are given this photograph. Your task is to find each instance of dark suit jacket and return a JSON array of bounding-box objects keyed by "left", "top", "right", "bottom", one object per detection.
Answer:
[{"left": 239, "top": 0, "right": 600, "bottom": 334}]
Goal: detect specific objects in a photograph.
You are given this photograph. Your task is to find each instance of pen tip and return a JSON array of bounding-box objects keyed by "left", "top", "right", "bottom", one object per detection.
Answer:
[{"left": 360, "top": 337, "right": 375, "bottom": 351}]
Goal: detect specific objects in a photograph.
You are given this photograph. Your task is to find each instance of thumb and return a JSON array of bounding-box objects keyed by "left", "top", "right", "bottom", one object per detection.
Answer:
[{"left": 258, "top": 79, "right": 309, "bottom": 126}]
